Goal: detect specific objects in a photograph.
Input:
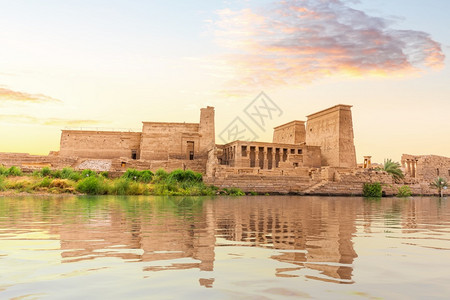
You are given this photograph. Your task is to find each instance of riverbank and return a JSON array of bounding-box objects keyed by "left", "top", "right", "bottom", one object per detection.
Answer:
[
  {"left": 1, "top": 166, "right": 445, "bottom": 197},
  {"left": 0, "top": 166, "right": 246, "bottom": 196}
]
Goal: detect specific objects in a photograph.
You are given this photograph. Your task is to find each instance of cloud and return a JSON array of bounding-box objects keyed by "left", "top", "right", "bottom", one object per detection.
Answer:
[
  {"left": 214, "top": 0, "right": 445, "bottom": 93},
  {"left": 0, "top": 114, "right": 106, "bottom": 127},
  {"left": 0, "top": 87, "right": 61, "bottom": 103}
]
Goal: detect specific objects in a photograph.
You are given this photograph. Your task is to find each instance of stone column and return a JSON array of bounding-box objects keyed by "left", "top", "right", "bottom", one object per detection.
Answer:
[
  {"left": 271, "top": 151, "right": 276, "bottom": 170},
  {"left": 406, "top": 159, "right": 411, "bottom": 176},
  {"left": 263, "top": 148, "right": 268, "bottom": 170},
  {"left": 411, "top": 160, "right": 416, "bottom": 178},
  {"left": 256, "top": 149, "right": 261, "bottom": 169}
]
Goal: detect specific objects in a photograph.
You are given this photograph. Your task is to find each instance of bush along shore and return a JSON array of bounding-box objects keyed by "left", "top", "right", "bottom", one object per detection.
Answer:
[{"left": 0, "top": 166, "right": 246, "bottom": 196}]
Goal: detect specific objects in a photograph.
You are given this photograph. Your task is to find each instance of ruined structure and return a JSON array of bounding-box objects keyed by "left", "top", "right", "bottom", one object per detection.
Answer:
[
  {"left": 401, "top": 154, "right": 450, "bottom": 183},
  {"left": 1, "top": 102, "right": 448, "bottom": 196}
]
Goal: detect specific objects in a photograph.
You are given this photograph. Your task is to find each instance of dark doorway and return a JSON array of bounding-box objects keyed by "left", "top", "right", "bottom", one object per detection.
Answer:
[{"left": 187, "top": 141, "right": 194, "bottom": 160}]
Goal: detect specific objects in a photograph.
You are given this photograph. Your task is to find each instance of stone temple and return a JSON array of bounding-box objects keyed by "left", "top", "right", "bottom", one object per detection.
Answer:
[
  {"left": 57, "top": 104, "right": 357, "bottom": 174},
  {"left": 0, "top": 104, "right": 448, "bottom": 195}
]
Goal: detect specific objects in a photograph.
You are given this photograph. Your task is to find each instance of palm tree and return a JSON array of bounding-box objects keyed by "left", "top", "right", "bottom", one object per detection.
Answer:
[
  {"left": 431, "top": 177, "right": 448, "bottom": 197},
  {"left": 383, "top": 159, "right": 404, "bottom": 182}
]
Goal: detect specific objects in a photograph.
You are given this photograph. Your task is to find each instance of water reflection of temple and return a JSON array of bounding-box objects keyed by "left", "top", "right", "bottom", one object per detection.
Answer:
[
  {"left": 50, "top": 196, "right": 359, "bottom": 284},
  {"left": 210, "top": 196, "right": 358, "bottom": 283},
  {"left": 2, "top": 196, "right": 447, "bottom": 287}
]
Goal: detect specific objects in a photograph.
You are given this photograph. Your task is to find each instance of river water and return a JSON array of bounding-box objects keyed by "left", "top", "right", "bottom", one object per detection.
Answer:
[{"left": 0, "top": 195, "right": 449, "bottom": 299}]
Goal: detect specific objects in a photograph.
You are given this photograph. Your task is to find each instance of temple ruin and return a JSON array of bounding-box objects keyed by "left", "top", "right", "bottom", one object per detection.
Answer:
[{"left": 0, "top": 103, "right": 448, "bottom": 195}]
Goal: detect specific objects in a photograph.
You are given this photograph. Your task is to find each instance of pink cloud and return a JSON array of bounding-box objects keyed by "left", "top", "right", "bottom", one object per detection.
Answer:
[{"left": 215, "top": 0, "right": 445, "bottom": 93}]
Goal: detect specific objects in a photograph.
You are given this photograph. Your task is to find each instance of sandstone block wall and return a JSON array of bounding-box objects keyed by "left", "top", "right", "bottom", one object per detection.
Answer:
[
  {"left": 199, "top": 107, "right": 215, "bottom": 153},
  {"left": 0, "top": 152, "right": 78, "bottom": 171},
  {"left": 140, "top": 107, "right": 215, "bottom": 161},
  {"left": 60, "top": 130, "right": 142, "bottom": 159},
  {"left": 306, "top": 105, "right": 356, "bottom": 168},
  {"left": 140, "top": 122, "right": 201, "bottom": 160},
  {"left": 273, "top": 121, "right": 306, "bottom": 144},
  {"left": 402, "top": 154, "right": 450, "bottom": 184}
]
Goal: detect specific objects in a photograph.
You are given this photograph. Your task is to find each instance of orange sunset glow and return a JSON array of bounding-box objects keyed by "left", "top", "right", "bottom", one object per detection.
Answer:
[{"left": 1, "top": 0, "right": 449, "bottom": 163}]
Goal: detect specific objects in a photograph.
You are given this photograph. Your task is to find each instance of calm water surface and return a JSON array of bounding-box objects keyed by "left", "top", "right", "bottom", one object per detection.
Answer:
[{"left": 0, "top": 195, "right": 449, "bottom": 299}]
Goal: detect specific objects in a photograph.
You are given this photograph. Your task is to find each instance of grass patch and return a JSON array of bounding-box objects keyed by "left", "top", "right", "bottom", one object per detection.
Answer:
[{"left": 0, "top": 167, "right": 239, "bottom": 197}]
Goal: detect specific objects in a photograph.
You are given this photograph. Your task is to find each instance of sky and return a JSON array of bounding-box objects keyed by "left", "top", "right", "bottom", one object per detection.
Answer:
[{"left": 0, "top": 0, "right": 449, "bottom": 163}]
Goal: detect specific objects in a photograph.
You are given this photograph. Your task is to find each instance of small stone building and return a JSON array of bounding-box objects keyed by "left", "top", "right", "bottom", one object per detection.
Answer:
[
  {"left": 216, "top": 104, "right": 357, "bottom": 171},
  {"left": 401, "top": 154, "right": 450, "bottom": 183},
  {"left": 59, "top": 107, "right": 215, "bottom": 165}
]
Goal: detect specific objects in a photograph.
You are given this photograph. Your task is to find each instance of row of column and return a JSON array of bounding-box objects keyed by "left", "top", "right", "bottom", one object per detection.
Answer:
[{"left": 404, "top": 159, "right": 417, "bottom": 178}]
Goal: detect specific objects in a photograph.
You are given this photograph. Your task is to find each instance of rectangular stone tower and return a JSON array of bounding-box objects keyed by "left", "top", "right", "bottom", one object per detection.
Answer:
[
  {"left": 272, "top": 120, "right": 306, "bottom": 145},
  {"left": 199, "top": 106, "right": 215, "bottom": 154},
  {"left": 305, "top": 105, "right": 357, "bottom": 168}
]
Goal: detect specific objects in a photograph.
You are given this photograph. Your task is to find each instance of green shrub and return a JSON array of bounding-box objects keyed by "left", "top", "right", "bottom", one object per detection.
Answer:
[
  {"left": 0, "top": 166, "right": 7, "bottom": 176},
  {"left": 99, "top": 171, "right": 109, "bottom": 178},
  {"left": 139, "top": 170, "right": 153, "bottom": 183},
  {"left": 7, "top": 166, "right": 22, "bottom": 177},
  {"left": 167, "top": 169, "right": 202, "bottom": 183},
  {"left": 110, "top": 178, "right": 131, "bottom": 195},
  {"left": 39, "top": 177, "right": 52, "bottom": 188},
  {"left": 397, "top": 185, "right": 412, "bottom": 197},
  {"left": 81, "top": 169, "right": 97, "bottom": 178},
  {"left": 41, "top": 167, "right": 51, "bottom": 177},
  {"left": 223, "top": 187, "right": 245, "bottom": 196},
  {"left": 363, "top": 182, "right": 382, "bottom": 197},
  {"left": 52, "top": 170, "right": 62, "bottom": 178},
  {"left": 61, "top": 167, "right": 73, "bottom": 178},
  {"left": 122, "top": 169, "right": 141, "bottom": 180},
  {"left": 121, "top": 169, "right": 153, "bottom": 183},
  {"left": 69, "top": 172, "right": 82, "bottom": 181},
  {"left": 154, "top": 169, "right": 168, "bottom": 181},
  {"left": 61, "top": 168, "right": 80, "bottom": 180},
  {"left": 0, "top": 176, "right": 6, "bottom": 191},
  {"left": 76, "top": 176, "right": 106, "bottom": 195}
]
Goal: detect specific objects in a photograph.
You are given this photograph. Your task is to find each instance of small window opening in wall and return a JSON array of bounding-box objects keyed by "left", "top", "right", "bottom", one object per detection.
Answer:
[
  {"left": 310, "top": 128, "right": 312, "bottom": 132},
  {"left": 298, "top": 149, "right": 302, "bottom": 154},
  {"left": 293, "top": 163, "right": 299, "bottom": 167},
  {"left": 131, "top": 150, "right": 137, "bottom": 160},
  {"left": 121, "top": 162, "right": 126, "bottom": 168},
  {"left": 290, "top": 149, "right": 295, "bottom": 154},
  {"left": 437, "top": 168, "right": 439, "bottom": 176},
  {"left": 189, "top": 151, "right": 194, "bottom": 160}
]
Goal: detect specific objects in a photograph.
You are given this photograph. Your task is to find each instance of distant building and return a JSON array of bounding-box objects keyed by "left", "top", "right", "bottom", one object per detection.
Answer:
[
  {"left": 401, "top": 154, "right": 450, "bottom": 183},
  {"left": 57, "top": 104, "right": 357, "bottom": 174}
]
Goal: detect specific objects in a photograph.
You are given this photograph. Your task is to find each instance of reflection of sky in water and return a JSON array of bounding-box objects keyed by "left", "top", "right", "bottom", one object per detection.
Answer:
[{"left": 0, "top": 195, "right": 449, "bottom": 299}]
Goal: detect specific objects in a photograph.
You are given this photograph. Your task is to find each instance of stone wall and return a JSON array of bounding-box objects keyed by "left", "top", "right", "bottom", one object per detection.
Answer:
[
  {"left": 272, "top": 121, "right": 306, "bottom": 144},
  {"left": 199, "top": 106, "right": 215, "bottom": 153},
  {"left": 140, "top": 122, "right": 201, "bottom": 160},
  {"left": 139, "top": 106, "right": 215, "bottom": 161},
  {"left": 60, "top": 130, "right": 141, "bottom": 159},
  {"left": 402, "top": 154, "right": 450, "bottom": 184},
  {"left": 0, "top": 152, "right": 78, "bottom": 171},
  {"left": 306, "top": 105, "right": 356, "bottom": 168}
]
